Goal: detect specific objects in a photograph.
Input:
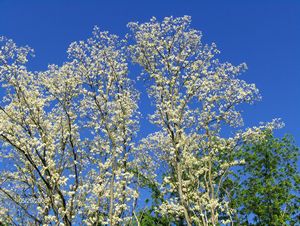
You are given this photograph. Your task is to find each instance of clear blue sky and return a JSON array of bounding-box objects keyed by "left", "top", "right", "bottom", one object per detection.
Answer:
[{"left": 0, "top": 0, "right": 299, "bottom": 144}]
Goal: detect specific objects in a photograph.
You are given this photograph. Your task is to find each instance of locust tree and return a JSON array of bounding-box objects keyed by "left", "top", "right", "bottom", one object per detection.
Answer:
[
  {"left": 128, "top": 16, "right": 282, "bottom": 226},
  {"left": 0, "top": 30, "right": 144, "bottom": 225}
]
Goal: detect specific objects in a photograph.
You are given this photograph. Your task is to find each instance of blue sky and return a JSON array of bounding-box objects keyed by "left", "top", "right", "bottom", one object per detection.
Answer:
[{"left": 0, "top": 0, "right": 299, "bottom": 145}]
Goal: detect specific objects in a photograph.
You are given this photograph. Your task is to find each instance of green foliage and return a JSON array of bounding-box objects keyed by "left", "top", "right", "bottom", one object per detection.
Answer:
[
  {"left": 135, "top": 178, "right": 173, "bottom": 225},
  {"left": 136, "top": 209, "right": 171, "bottom": 226},
  {"left": 231, "top": 131, "right": 300, "bottom": 225}
]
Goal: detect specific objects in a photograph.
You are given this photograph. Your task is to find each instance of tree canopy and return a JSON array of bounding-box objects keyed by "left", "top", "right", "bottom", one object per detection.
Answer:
[{"left": 0, "top": 16, "right": 297, "bottom": 226}]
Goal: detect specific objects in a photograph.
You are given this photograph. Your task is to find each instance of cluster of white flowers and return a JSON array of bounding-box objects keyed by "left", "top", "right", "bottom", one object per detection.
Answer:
[{"left": 0, "top": 17, "right": 281, "bottom": 225}]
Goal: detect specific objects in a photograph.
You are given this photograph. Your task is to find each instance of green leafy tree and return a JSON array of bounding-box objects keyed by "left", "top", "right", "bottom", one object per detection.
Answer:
[{"left": 232, "top": 131, "right": 299, "bottom": 225}]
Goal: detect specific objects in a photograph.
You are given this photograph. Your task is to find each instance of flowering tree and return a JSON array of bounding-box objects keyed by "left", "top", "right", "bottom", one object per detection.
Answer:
[
  {"left": 0, "top": 31, "right": 143, "bottom": 225},
  {"left": 0, "top": 16, "right": 284, "bottom": 225},
  {"left": 128, "top": 16, "right": 282, "bottom": 225}
]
